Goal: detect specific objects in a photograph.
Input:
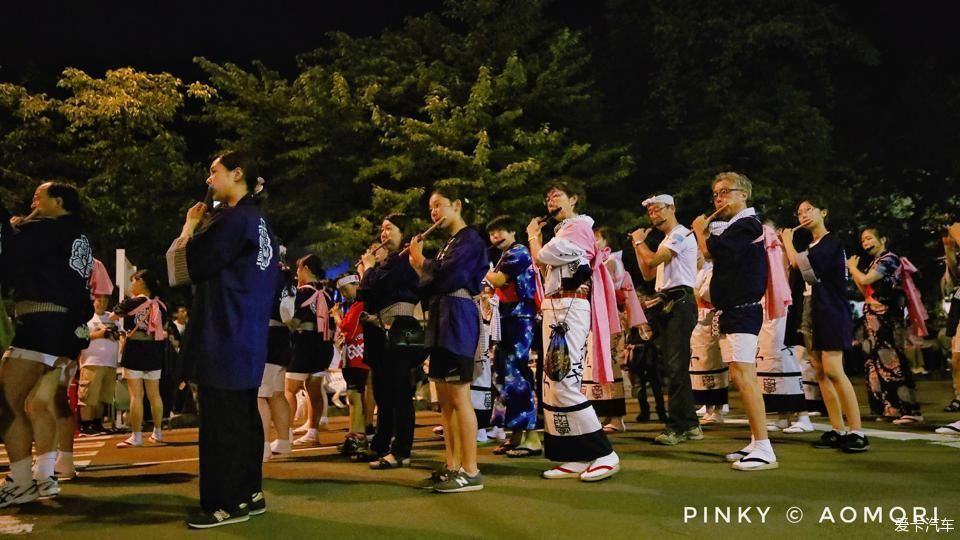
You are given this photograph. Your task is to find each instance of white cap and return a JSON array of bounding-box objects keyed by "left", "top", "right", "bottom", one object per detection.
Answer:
[{"left": 642, "top": 194, "right": 675, "bottom": 208}]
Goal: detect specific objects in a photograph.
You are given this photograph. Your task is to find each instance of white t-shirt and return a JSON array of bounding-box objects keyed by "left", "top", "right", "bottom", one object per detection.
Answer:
[
  {"left": 655, "top": 224, "right": 698, "bottom": 291},
  {"left": 79, "top": 312, "right": 120, "bottom": 368}
]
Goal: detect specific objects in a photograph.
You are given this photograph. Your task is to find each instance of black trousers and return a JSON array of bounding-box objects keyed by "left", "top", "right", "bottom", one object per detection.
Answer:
[
  {"left": 652, "top": 294, "right": 699, "bottom": 432},
  {"left": 198, "top": 385, "right": 262, "bottom": 513},
  {"left": 364, "top": 322, "right": 417, "bottom": 459}
]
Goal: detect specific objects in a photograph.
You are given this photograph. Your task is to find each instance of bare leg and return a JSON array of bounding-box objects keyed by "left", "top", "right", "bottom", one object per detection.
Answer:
[
  {"left": 728, "top": 362, "right": 768, "bottom": 441},
  {"left": 436, "top": 383, "right": 458, "bottom": 471},
  {"left": 257, "top": 397, "right": 273, "bottom": 442},
  {"left": 820, "top": 350, "right": 862, "bottom": 431},
  {"left": 0, "top": 357, "right": 48, "bottom": 469},
  {"left": 809, "top": 350, "right": 846, "bottom": 431},
  {"left": 126, "top": 378, "right": 144, "bottom": 434},
  {"left": 284, "top": 378, "right": 303, "bottom": 428},
  {"left": 143, "top": 379, "right": 164, "bottom": 435},
  {"left": 952, "top": 353, "right": 960, "bottom": 400},
  {"left": 305, "top": 376, "right": 327, "bottom": 429},
  {"left": 363, "top": 371, "right": 375, "bottom": 428},
  {"left": 269, "top": 392, "right": 290, "bottom": 441},
  {"left": 26, "top": 368, "right": 62, "bottom": 455},
  {"left": 450, "top": 382, "right": 478, "bottom": 475}
]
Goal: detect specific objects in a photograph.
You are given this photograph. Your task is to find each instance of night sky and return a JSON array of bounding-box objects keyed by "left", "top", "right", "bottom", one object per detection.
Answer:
[
  {"left": 0, "top": 1, "right": 444, "bottom": 89},
  {"left": 3, "top": 1, "right": 959, "bottom": 90}
]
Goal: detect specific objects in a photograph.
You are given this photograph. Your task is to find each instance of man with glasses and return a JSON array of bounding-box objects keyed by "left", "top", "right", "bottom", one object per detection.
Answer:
[
  {"left": 630, "top": 194, "right": 701, "bottom": 445},
  {"left": 691, "top": 172, "right": 777, "bottom": 471}
]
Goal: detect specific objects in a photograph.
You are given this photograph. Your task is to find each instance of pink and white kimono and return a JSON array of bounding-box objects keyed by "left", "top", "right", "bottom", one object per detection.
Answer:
[{"left": 537, "top": 214, "right": 620, "bottom": 462}]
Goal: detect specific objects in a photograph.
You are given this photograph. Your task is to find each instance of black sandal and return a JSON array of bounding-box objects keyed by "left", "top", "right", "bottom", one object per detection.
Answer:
[
  {"left": 368, "top": 454, "right": 410, "bottom": 469},
  {"left": 505, "top": 447, "right": 543, "bottom": 458},
  {"left": 944, "top": 399, "right": 960, "bottom": 412},
  {"left": 492, "top": 442, "right": 516, "bottom": 455}
]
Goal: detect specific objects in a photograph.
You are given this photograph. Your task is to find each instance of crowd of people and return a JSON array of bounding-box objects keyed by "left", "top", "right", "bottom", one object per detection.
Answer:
[{"left": 1, "top": 165, "right": 959, "bottom": 528}]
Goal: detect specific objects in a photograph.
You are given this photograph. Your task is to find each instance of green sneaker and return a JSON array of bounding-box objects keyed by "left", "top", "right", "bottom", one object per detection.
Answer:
[
  {"left": 415, "top": 468, "right": 452, "bottom": 491},
  {"left": 684, "top": 426, "right": 704, "bottom": 440},
  {"left": 433, "top": 470, "right": 483, "bottom": 493},
  {"left": 653, "top": 431, "right": 688, "bottom": 446}
]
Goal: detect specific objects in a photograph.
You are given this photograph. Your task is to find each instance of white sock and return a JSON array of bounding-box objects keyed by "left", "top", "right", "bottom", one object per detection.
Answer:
[
  {"left": 10, "top": 458, "right": 32, "bottom": 485},
  {"left": 55, "top": 451, "right": 74, "bottom": 473},
  {"left": 272, "top": 439, "right": 291, "bottom": 453},
  {"left": 850, "top": 430, "right": 865, "bottom": 437},
  {"left": 305, "top": 429, "right": 317, "bottom": 438},
  {"left": 752, "top": 439, "right": 774, "bottom": 455},
  {"left": 34, "top": 451, "right": 57, "bottom": 480},
  {"left": 153, "top": 427, "right": 162, "bottom": 438},
  {"left": 797, "top": 414, "right": 811, "bottom": 423},
  {"left": 131, "top": 432, "right": 143, "bottom": 444},
  {"left": 319, "top": 416, "right": 328, "bottom": 425}
]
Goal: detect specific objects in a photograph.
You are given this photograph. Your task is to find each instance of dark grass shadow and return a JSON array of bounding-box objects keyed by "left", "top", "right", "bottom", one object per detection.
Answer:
[
  {"left": 66, "top": 472, "right": 195, "bottom": 487},
  {"left": 12, "top": 494, "right": 196, "bottom": 528}
]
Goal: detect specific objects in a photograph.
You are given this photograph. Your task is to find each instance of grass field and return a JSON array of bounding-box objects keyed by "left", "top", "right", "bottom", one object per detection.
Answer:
[{"left": 2, "top": 377, "right": 959, "bottom": 539}]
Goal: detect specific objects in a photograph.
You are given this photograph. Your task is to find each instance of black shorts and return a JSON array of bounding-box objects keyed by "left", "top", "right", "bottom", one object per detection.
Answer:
[
  {"left": 12, "top": 311, "right": 87, "bottom": 359},
  {"left": 428, "top": 348, "right": 473, "bottom": 384},
  {"left": 288, "top": 333, "right": 333, "bottom": 375},
  {"left": 122, "top": 339, "right": 165, "bottom": 372},
  {"left": 342, "top": 367, "right": 369, "bottom": 392}
]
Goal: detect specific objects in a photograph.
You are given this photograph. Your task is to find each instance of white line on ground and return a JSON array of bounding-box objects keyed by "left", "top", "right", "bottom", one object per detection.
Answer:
[
  {"left": 719, "top": 418, "right": 960, "bottom": 447},
  {"left": 0, "top": 514, "right": 33, "bottom": 535}
]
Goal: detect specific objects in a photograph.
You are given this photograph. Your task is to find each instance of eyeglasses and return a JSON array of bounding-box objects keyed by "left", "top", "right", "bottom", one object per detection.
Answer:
[
  {"left": 712, "top": 188, "right": 744, "bottom": 200},
  {"left": 544, "top": 192, "right": 566, "bottom": 204},
  {"left": 646, "top": 205, "right": 667, "bottom": 214}
]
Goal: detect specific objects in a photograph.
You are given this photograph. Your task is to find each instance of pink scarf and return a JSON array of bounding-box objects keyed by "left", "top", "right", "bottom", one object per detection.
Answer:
[
  {"left": 127, "top": 297, "right": 167, "bottom": 341},
  {"left": 619, "top": 270, "right": 647, "bottom": 329},
  {"left": 607, "top": 251, "right": 646, "bottom": 328},
  {"left": 89, "top": 258, "right": 114, "bottom": 297},
  {"left": 300, "top": 285, "right": 332, "bottom": 340},
  {"left": 896, "top": 257, "right": 928, "bottom": 337},
  {"left": 760, "top": 225, "right": 792, "bottom": 319},
  {"left": 560, "top": 218, "right": 621, "bottom": 384}
]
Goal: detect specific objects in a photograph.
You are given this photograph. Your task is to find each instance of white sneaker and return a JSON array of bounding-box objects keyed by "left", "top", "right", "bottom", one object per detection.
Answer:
[
  {"left": 722, "top": 404, "right": 730, "bottom": 414},
  {"left": 476, "top": 429, "right": 489, "bottom": 443},
  {"left": 485, "top": 426, "right": 506, "bottom": 440},
  {"left": 542, "top": 461, "right": 589, "bottom": 480},
  {"left": 432, "top": 425, "right": 444, "bottom": 435},
  {"left": 270, "top": 439, "right": 292, "bottom": 455},
  {"left": 934, "top": 420, "right": 960, "bottom": 435},
  {"left": 0, "top": 477, "right": 38, "bottom": 508},
  {"left": 783, "top": 420, "right": 815, "bottom": 433},
  {"left": 37, "top": 476, "right": 60, "bottom": 499},
  {"left": 700, "top": 411, "right": 724, "bottom": 425},
  {"left": 695, "top": 405, "right": 707, "bottom": 417},
  {"left": 580, "top": 452, "right": 620, "bottom": 482},
  {"left": 294, "top": 430, "right": 319, "bottom": 446},
  {"left": 731, "top": 449, "right": 778, "bottom": 471}
]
